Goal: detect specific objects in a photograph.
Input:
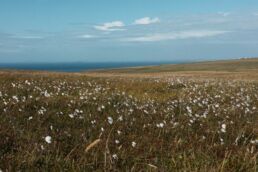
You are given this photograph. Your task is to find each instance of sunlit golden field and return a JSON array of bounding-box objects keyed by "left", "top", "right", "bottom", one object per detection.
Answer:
[{"left": 0, "top": 59, "right": 258, "bottom": 171}]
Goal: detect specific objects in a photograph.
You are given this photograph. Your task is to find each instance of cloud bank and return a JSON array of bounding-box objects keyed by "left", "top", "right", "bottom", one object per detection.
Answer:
[
  {"left": 94, "top": 21, "right": 125, "bottom": 31},
  {"left": 121, "top": 30, "right": 229, "bottom": 42},
  {"left": 79, "top": 34, "right": 96, "bottom": 39},
  {"left": 11, "top": 35, "right": 44, "bottom": 39},
  {"left": 133, "top": 17, "right": 160, "bottom": 25}
]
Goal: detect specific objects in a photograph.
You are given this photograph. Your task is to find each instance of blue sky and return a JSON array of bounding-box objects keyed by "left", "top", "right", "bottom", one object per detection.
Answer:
[{"left": 1, "top": 0, "right": 258, "bottom": 62}]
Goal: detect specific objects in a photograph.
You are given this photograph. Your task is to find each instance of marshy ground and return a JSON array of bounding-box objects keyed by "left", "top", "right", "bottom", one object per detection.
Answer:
[{"left": 0, "top": 58, "right": 258, "bottom": 171}]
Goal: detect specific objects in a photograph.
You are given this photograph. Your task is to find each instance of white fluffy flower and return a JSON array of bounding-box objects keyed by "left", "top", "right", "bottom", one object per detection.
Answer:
[
  {"left": 250, "top": 139, "right": 258, "bottom": 144},
  {"left": 44, "top": 91, "right": 50, "bottom": 97},
  {"left": 69, "top": 114, "right": 74, "bottom": 118},
  {"left": 41, "top": 145, "right": 45, "bottom": 150},
  {"left": 112, "top": 154, "right": 118, "bottom": 160},
  {"left": 221, "top": 124, "right": 226, "bottom": 133},
  {"left": 132, "top": 141, "right": 136, "bottom": 147},
  {"left": 108, "top": 117, "right": 113, "bottom": 124},
  {"left": 45, "top": 136, "right": 52, "bottom": 144},
  {"left": 118, "top": 115, "right": 123, "bottom": 121},
  {"left": 156, "top": 123, "right": 164, "bottom": 128}
]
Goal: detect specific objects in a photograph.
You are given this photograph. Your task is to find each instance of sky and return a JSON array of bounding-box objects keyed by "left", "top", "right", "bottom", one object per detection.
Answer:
[{"left": 0, "top": 0, "right": 258, "bottom": 63}]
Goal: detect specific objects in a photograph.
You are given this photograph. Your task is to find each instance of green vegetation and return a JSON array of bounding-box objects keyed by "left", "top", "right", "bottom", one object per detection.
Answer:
[{"left": 0, "top": 59, "right": 258, "bottom": 171}]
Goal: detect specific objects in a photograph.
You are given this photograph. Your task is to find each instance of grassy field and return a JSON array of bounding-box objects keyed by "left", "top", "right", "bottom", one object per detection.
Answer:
[
  {"left": 94, "top": 58, "right": 258, "bottom": 73},
  {"left": 0, "top": 58, "right": 258, "bottom": 171},
  {"left": 87, "top": 58, "right": 258, "bottom": 81}
]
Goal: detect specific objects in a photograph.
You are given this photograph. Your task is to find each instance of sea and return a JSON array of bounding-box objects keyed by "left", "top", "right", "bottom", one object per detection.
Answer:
[{"left": 0, "top": 61, "right": 185, "bottom": 72}]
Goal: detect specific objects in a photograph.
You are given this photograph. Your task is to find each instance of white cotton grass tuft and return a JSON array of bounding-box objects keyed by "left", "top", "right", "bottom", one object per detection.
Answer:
[
  {"left": 108, "top": 117, "right": 113, "bottom": 124},
  {"left": 221, "top": 124, "right": 226, "bottom": 133},
  {"left": 41, "top": 145, "right": 45, "bottom": 150},
  {"left": 115, "top": 140, "right": 120, "bottom": 144},
  {"left": 132, "top": 141, "right": 136, "bottom": 147},
  {"left": 45, "top": 136, "right": 52, "bottom": 144},
  {"left": 69, "top": 114, "right": 75, "bottom": 118},
  {"left": 250, "top": 139, "right": 258, "bottom": 144},
  {"left": 118, "top": 115, "right": 123, "bottom": 121},
  {"left": 156, "top": 123, "right": 164, "bottom": 128},
  {"left": 112, "top": 154, "right": 118, "bottom": 160},
  {"left": 44, "top": 90, "right": 50, "bottom": 97}
]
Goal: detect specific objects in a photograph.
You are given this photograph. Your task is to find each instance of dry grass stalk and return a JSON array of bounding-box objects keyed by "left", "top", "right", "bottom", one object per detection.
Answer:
[
  {"left": 85, "top": 139, "right": 101, "bottom": 153},
  {"left": 148, "top": 163, "right": 158, "bottom": 169}
]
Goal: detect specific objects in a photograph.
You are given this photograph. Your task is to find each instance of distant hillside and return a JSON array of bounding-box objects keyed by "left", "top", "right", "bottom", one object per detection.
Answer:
[{"left": 93, "top": 58, "right": 258, "bottom": 73}]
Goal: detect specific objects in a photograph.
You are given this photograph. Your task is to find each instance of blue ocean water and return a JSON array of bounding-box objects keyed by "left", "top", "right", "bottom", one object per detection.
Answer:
[{"left": 0, "top": 61, "right": 184, "bottom": 72}]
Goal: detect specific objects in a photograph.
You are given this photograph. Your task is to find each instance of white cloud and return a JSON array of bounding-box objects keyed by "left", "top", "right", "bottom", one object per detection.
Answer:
[
  {"left": 79, "top": 34, "right": 96, "bottom": 39},
  {"left": 12, "top": 35, "right": 44, "bottom": 39},
  {"left": 218, "top": 12, "right": 231, "bottom": 17},
  {"left": 121, "top": 30, "right": 229, "bottom": 42},
  {"left": 133, "top": 17, "right": 160, "bottom": 25},
  {"left": 94, "top": 21, "right": 125, "bottom": 31}
]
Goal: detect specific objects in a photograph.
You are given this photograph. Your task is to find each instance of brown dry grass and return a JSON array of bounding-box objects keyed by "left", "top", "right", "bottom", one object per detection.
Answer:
[{"left": 0, "top": 58, "right": 258, "bottom": 171}]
